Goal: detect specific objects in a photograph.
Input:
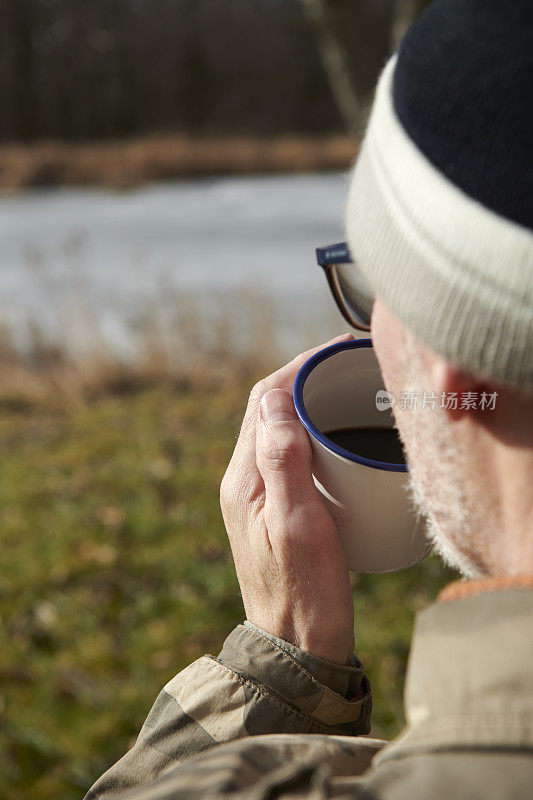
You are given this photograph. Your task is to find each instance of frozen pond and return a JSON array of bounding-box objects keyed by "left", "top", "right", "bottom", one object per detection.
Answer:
[{"left": 0, "top": 171, "right": 353, "bottom": 359}]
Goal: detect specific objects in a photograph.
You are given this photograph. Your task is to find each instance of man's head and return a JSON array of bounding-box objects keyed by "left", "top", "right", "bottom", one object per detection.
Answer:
[
  {"left": 372, "top": 298, "right": 533, "bottom": 579},
  {"left": 344, "top": 0, "right": 533, "bottom": 577}
]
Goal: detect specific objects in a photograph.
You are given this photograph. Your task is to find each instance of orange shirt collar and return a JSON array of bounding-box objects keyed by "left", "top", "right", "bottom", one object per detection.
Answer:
[{"left": 439, "top": 574, "right": 533, "bottom": 603}]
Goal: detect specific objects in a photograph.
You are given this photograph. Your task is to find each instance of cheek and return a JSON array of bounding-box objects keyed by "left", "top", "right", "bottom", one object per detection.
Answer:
[{"left": 371, "top": 299, "right": 405, "bottom": 396}]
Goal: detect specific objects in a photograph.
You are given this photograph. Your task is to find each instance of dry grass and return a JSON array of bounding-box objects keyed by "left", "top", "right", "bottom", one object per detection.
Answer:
[
  {"left": 0, "top": 134, "right": 359, "bottom": 191},
  {"left": 0, "top": 339, "right": 263, "bottom": 408},
  {"left": 0, "top": 290, "right": 281, "bottom": 410}
]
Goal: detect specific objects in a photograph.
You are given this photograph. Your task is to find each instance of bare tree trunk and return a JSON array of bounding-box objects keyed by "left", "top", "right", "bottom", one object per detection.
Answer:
[
  {"left": 299, "top": 0, "right": 433, "bottom": 134},
  {"left": 391, "top": 0, "right": 431, "bottom": 50},
  {"left": 298, "top": 0, "right": 363, "bottom": 132}
]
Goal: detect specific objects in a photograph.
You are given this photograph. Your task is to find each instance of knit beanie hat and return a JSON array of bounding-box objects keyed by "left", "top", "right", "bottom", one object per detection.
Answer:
[{"left": 345, "top": 0, "right": 533, "bottom": 389}]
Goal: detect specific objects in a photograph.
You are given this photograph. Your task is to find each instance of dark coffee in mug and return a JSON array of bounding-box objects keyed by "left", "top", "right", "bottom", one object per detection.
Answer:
[{"left": 323, "top": 426, "right": 406, "bottom": 465}]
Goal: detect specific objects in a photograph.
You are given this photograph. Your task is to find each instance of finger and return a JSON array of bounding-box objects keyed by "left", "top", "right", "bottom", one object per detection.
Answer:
[
  {"left": 231, "top": 332, "right": 355, "bottom": 473},
  {"left": 224, "top": 332, "right": 355, "bottom": 513},
  {"left": 256, "top": 388, "right": 319, "bottom": 511}
]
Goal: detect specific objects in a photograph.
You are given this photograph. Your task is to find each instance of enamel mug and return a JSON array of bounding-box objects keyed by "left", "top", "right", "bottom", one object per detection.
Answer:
[{"left": 293, "top": 339, "right": 429, "bottom": 572}]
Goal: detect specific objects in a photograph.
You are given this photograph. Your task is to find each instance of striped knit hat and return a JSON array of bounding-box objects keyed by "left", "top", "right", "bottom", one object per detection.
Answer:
[{"left": 345, "top": 0, "right": 533, "bottom": 389}]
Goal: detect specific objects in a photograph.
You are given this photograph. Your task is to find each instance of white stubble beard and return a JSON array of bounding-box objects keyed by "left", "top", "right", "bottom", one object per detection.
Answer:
[{"left": 394, "top": 333, "right": 488, "bottom": 580}]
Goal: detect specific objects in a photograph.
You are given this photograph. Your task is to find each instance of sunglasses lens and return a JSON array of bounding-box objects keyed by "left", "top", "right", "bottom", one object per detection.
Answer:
[{"left": 336, "top": 261, "right": 374, "bottom": 328}]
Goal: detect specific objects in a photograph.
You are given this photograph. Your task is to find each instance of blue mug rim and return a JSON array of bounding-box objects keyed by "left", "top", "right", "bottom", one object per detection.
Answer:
[{"left": 293, "top": 339, "right": 407, "bottom": 473}]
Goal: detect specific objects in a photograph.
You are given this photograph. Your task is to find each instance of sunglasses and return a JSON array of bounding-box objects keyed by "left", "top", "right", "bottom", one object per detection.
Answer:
[{"left": 316, "top": 242, "right": 374, "bottom": 332}]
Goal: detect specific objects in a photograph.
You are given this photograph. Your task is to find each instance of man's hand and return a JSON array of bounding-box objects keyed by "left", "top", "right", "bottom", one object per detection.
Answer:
[{"left": 220, "top": 334, "right": 355, "bottom": 666}]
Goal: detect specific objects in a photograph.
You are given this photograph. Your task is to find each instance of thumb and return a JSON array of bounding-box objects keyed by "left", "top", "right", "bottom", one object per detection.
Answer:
[{"left": 257, "top": 389, "right": 316, "bottom": 508}]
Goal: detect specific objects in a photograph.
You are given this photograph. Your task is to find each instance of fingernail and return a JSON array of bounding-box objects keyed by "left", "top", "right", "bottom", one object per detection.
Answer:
[
  {"left": 260, "top": 390, "right": 297, "bottom": 424},
  {"left": 330, "top": 332, "right": 355, "bottom": 344}
]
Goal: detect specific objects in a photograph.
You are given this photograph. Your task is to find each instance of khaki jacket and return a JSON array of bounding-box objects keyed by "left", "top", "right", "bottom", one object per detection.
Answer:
[{"left": 86, "top": 583, "right": 533, "bottom": 799}]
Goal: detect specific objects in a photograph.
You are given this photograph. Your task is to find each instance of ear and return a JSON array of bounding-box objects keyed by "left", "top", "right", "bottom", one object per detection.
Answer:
[{"left": 429, "top": 357, "right": 494, "bottom": 422}]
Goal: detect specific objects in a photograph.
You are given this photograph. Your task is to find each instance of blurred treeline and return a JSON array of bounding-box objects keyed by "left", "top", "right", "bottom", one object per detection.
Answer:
[
  {"left": 0, "top": 0, "right": 337, "bottom": 141},
  {"left": 0, "top": 0, "right": 407, "bottom": 142}
]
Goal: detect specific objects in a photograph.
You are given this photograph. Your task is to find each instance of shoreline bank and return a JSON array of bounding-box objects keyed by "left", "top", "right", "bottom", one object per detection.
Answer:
[{"left": 0, "top": 134, "right": 358, "bottom": 191}]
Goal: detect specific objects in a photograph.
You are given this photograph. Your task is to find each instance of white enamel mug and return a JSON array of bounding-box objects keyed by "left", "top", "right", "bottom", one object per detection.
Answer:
[{"left": 293, "top": 339, "right": 429, "bottom": 573}]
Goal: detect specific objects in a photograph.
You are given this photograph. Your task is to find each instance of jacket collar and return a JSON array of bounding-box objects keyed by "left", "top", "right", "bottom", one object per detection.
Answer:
[
  {"left": 438, "top": 575, "right": 533, "bottom": 603},
  {"left": 376, "top": 584, "right": 533, "bottom": 763}
]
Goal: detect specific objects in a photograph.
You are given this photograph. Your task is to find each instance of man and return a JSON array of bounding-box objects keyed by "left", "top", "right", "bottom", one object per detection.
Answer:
[{"left": 87, "top": 0, "right": 533, "bottom": 797}]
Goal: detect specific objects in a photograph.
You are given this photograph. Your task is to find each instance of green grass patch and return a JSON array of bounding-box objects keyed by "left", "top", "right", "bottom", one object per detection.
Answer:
[{"left": 0, "top": 382, "right": 455, "bottom": 799}]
